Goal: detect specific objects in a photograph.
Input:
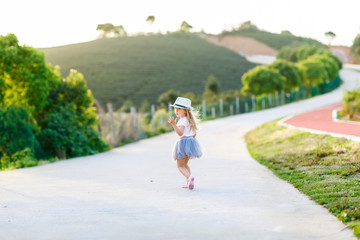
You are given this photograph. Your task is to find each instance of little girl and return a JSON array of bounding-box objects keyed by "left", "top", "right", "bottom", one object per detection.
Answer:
[{"left": 168, "top": 97, "right": 203, "bottom": 190}]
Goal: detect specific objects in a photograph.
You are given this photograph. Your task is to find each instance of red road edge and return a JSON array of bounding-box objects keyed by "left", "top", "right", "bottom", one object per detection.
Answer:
[{"left": 283, "top": 103, "right": 360, "bottom": 137}]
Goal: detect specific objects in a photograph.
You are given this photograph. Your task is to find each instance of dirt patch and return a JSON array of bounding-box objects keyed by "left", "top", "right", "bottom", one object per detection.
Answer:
[
  {"left": 329, "top": 46, "right": 360, "bottom": 64},
  {"left": 199, "top": 33, "right": 278, "bottom": 56}
]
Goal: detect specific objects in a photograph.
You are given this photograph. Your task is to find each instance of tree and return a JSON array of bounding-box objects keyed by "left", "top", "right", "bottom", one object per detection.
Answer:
[
  {"left": 281, "top": 30, "right": 293, "bottom": 35},
  {"left": 237, "top": 21, "right": 259, "bottom": 32},
  {"left": 308, "top": 54, "right": 339, "bottom": 80},
  {"left": 158, "top": 89, "right": 180, "bottom": 108},
  {"left": 96, "top": 23, "right": 115, "bottom": 38},
  {"left": 114, "top": 25, "right": 126, "bottom": 37},
  {"left": 325, "top": 31, "right": 336, "bottom": 46},
  {"left": 0, "top": 33, "right": 60, "bottom": 116},
  {"left": 298, "top": 58, "right": 328, "bottom": 86},
  {"left": 146, "top": 16, "right": 155, "bottom": 25},
  {"left": 0, "top": 33, "right": 108, "bottom": 160},
  {"left": 241, "top": 66, "right": 285, "bottom": 95},
  {"left": 351, "top": 34, "right": 360, "bottom": 59},
  {"left": 203, "top": 74, "right": 221, "bottom": 103},
  {"left": 38, "top": 69, "right": 108, "bottom": 158},
  {"left": 269, "top": 60, "right": 302, "bottom": 91},
  {"left": 180, "top": 21, "right": 193, "bottom": 32}
]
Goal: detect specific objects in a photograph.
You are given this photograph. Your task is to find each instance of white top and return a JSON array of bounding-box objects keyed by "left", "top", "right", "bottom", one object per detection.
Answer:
[{"left": 177, "top": 117, "right": 195, "bottom": 137}]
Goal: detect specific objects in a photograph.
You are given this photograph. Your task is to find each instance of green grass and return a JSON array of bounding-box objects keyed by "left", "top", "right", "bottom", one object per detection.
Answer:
[
  {"left": 245, "top": 120, "right": 360, "bottom": 238},
  {"left": 222, "top": 30, "right": 326, "bottom": 50},
  {"left": 41, "top": 33, "right": 256, "bottom": 109}
]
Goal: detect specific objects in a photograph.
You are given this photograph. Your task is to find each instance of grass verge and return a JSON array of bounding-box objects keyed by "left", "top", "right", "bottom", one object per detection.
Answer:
[{"left": 245, "top": 120, "right": 360, "bottom": 238}]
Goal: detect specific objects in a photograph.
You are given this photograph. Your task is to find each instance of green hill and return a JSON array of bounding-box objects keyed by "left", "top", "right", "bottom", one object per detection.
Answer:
[
  {"left": 41, "top": 33, "right": 256, "bottom": 109},
  {"left": 221, "top": 29, "right": 326, "bottom": 50}
]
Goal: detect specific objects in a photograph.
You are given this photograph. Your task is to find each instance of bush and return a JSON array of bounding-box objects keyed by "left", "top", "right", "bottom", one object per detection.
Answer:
[
  {"left": 0, "top": 105, "right": 44, "bottom": 159},
  {"left": 241, "top": 66, "right": 285, "bottom": 95},
  {"left": 0, "top": 148, "right": 37, "bottom": 170},
  {"left": 341, "top": 88, "right": 360, "bottom": 120},
  {"left": 268, "top": 60, "right": 302, "bottom": 91},
  {"left": 298, "top": 58, "right": 328, "bottom": 86}
]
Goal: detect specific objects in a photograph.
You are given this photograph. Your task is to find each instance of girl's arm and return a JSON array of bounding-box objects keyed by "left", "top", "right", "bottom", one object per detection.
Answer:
[{"left": 168, "top": 117, "right": 185, "bottom": 136}]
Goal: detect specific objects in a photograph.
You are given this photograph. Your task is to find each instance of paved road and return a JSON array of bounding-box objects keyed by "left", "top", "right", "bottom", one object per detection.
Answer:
[
  {"left": 1, "top": 69, "right": 359, "bottom": 240},
  {"left": 283, "top": 103, "right": 360, "bottom": 141}
]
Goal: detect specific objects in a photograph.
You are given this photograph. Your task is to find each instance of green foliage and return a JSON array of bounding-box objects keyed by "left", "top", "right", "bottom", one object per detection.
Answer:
[
  {"left": 38, "top": 70, "right": 108, "bottom": 158},
  {"left": 180, "top": 21, "right": 193, "bottom": 32},
  {"left": 222, "top": 27, "right": 325, "bottom": 50},
  {"left": 158, "top": 89, "right": 180, "bottom": 108},
  {"left": 241, "top": 66, "right": 285, "bottom": 95},
  {"left": 351, "top": 34, "right": 360, "bottom": 59},
  {"left": 146, "top": 16, "right": 155, "bottom": 25},
  {"left": 341, "top": 88, "right": 360, "bottom": 120},
  {"left": 0, "top": 33, "right": 60, "bottom": 115},
  {"left": 308, "top": 54, "right": 339, "bottom": 80},
  {"left": 41, "top": 34, "right": 256, "bottom": 109},
  {"left": 325, "top": 31, "right": 336, "bottom": 46},
  {"left": 139, "top": 99, "right": 151, "bottom": 113},
  {"left": 245, "top": 120, "right": 360, "bottom": 238},
  {"left": 0, "top": 105, "right": 43, "bottom": 159},
  {"left": 97, "top": 23, "right": 126, "bottom": 38},
  {"left": 203, "top": 74, "right": 222, "bottom": 103},
  {"left": 183, "top": 92, "right": 200, "bottom": 105},
  {"left": 39, "top": 105, "right": 108, "bottom": 159},
  {"left": 119, "top": 100, "right": 134, "bottom": 113},
  {"left": 298, "top": 58, "right": 329, "bottom": 86},
  {"left": 236, "top": 21, "right": 259, "bottom": 32},
  {"left": 1, "top": 148, "right": 38, "bottom": 170},
  {"left": 278, "top": 45, "right": 330, "bottom": 62},
  {"left": 268, "top": 60, "right": 302, "bottom": 91}
]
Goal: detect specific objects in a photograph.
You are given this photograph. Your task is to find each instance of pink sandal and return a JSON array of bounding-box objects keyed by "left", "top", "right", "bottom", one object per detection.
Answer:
[{"left": 188, "top": 176, "right": 195, "bottom": 190}]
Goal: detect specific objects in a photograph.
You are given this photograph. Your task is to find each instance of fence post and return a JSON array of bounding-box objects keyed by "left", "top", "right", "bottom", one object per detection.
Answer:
[
  {"left": 151, "top": 104, "right": 156, "bottom": 132},
  {"left": 235, "top": 97, "right": 239, "bottom": 114},
  {"left": 230, "top": 105, "right": 234, "bottom": 115},
  {"left": 262, "top": 100, "right": 266, "bottom": 110},
  {"left": 202, "top": 100, "right": 206, "bottom": 119},
  {"left": 168, "top": 102, "right": 172, "bottom": 117},
  {"left": 275, "top": 91, "right": 279, "bottom": 106},
  {"left": 211, "top": 107, "right": 216, "bottom": 118},
  {"left": 245, "top": 102, "right": 248, "bottom": 113},
  {"left": 106, "top": 103, "right": 115, "bottom": 145},
  {"left": 252, "top": 95, "right": 256, "bottom": 112},
  {"left": 130, "top": 106, "right": 137, "bottom": 141},
  {"left": 268, "top": 93, "right": 272, "bottom": 107},
  {"left": 219, "top": 98, "right": 223, "bottom": 116},
  {"left": 281, "top": 90, "right": 285, "bottom": 105}
]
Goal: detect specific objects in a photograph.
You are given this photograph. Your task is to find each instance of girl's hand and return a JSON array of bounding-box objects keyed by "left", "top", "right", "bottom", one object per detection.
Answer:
[{"left": 168, "top": 116, "right": 176, "bottom": 125}]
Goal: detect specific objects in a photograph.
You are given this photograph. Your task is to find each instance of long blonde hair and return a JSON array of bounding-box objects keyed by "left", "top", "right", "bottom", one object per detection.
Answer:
[{"left": 185, "top": 108, "right": 200, "bottom": 132}]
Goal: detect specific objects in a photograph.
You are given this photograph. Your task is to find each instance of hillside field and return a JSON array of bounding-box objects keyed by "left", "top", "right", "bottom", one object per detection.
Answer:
[
  {"left": 41, "top": 33, "right": 256, "bottom": 109},
  {"left": 221, "top": 30, "right": 326, "bottom": 50}
]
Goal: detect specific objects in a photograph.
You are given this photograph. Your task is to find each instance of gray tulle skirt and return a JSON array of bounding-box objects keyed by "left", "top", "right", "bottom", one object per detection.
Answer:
[{"left": 172, "top": 136, "right": 203, "bottom": 161}]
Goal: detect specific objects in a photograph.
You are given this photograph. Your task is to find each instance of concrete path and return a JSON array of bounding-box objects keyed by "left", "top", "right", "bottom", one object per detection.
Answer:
[{"left": 1, "top": 69, "right": 359, "bottom": 240}]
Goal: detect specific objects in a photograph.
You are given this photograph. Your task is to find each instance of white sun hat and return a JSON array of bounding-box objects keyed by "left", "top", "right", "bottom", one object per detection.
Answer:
[{"left": 170, "top": 97, "right": 193, "bottom": 110}]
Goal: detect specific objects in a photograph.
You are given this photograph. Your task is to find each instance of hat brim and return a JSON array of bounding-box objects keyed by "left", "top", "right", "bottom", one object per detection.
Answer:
[{"left": 170, "top": 104, "right": 193, "bottom": 110}]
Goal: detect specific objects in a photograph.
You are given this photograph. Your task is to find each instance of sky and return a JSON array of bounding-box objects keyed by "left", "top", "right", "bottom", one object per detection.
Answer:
[{"left": 1, "top": 0, "right": 359, "bottom": 48}]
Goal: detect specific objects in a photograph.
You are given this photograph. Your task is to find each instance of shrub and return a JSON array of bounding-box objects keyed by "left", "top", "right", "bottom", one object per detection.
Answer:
[
  {"left": 0, "top": 105, "right": 43, "bottom": 159},
  {"left": 341, "top": 88, "right": 360, "bottom": 120},
  {"left": 298, "top": 58, "right": 328, "bottom": 86},
  {"left": 241, "top": 66, "right": 285, "bottom": 95},
  {"left": 268, "top": 60, "right": 302, "bottom": 91}
]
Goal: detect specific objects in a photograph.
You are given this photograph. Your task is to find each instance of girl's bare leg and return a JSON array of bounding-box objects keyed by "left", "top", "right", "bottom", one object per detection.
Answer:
[
  {"left": 177, "top": 157, "right": 190, "bottom": 180},
  {"left": 184, "top": 157, "right": 191, "bottom": 177}
]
